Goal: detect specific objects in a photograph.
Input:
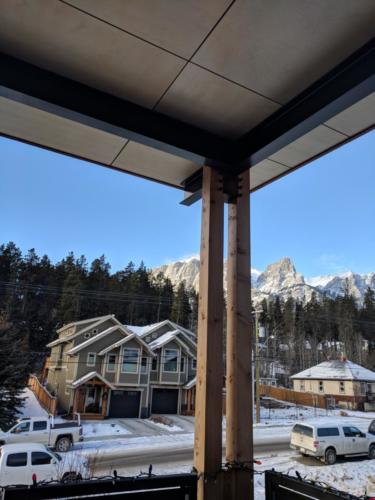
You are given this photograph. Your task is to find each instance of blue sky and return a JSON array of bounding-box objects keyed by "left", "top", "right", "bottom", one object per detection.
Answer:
[{"left": 0, "top": 131, "right": 374, "bottom": 277}]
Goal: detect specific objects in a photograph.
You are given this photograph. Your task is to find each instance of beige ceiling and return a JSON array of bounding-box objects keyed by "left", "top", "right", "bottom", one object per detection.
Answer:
[{"left": 0, "top": 0, "right": 374, "bottom": 192}]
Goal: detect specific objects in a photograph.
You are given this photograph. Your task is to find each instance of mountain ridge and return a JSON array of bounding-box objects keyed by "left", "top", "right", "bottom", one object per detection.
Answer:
[{"left": 153, "top": 257, "right": 375, "bottom": 304}]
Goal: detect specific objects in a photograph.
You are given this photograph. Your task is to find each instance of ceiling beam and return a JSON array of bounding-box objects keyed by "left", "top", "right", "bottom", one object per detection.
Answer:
[
  {"left": 0, "top": 52, "right": 236, "bottom": 168},
  {"left": 234, "top": 37, "right": 375, "bottom": 171}
]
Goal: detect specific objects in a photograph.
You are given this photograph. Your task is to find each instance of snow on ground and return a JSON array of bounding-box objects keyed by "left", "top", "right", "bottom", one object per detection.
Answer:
[
  {"left": 17, "top": 388, "right": 48, "bottom": 417},
  {"left": 83, "top": 422, "right": 131, "bottom": 438},
  {"left": 253, "top": 452, "right": 375, "bottom": 499},
  {"left": 148, "top": 420, "right": 183, "bottom": 432},
  {"left": 75, "top": 432, "right": 195, "bottom": 459}
]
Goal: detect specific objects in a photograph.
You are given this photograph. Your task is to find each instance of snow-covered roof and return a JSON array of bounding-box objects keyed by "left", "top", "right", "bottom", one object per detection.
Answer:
[
  {"left": 184, "top": 377, "right": 196, "bottom": 390},
  {"left": 148, "top": 330, "right": 195, "bottom": 356},
  {"left": 291, "top": 360, "right": 375, "bottom": 381},
  {"left": 149, "top": 330, "right": 180, "bottom": 350},
  {"left": 70, "top": 371, "right": 115, "bottom": 390},
  {"left": 125, "top": 322, "right": 165, "bottom": 336},
  {"left": 125, "top": 320, "right": 196, "bottom": 341}
]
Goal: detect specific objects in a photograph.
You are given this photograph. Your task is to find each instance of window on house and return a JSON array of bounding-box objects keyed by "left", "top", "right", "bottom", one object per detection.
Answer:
[
  {"left": 141, "top": 357, "right": 148, "bottom": 374},
  {"left": 192, "top": 358, "right": 197, "bottom": 371},
  {"left": 318, "top": 381, "right": 324, "bottom": 393},
  {"left": 121, "top": 348, "right": 139, "bottom": 373},
  {"left": 87, "top": 353, "right": 96, "bottom": 367},
  {"left": 339, "top": 381, "right": 345, "bottom": 394},
  {"left": 180, "top": 357, "right": 186, "bottom": 373},
  {"left": 368, "top": 383, "right": 373, "bottom": 394},
  {"left": 163, "top": 349, "right": 178, "bottom": 372},
  {"left": 360, "top": 382, "right": 366, "bottom": 395},
  {"left": 106, "top": 354, "right": 116, "bottom": 372},
  {"left": 151, "top": 357, "right": 158, "bottom": 371},
  {"left": 300, "top": 381, "right": 305, "bottom": 392}
]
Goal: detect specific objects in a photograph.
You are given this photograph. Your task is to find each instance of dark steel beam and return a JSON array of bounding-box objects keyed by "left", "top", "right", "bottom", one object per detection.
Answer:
[
  {"left": 235, "top": 37, "right": 375, "bottom": 171},
  {"left": 0, "top": 52, "right": 235, "bottom": 168}
]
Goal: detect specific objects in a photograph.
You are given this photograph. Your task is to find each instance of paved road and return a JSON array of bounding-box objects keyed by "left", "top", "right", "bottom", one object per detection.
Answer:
[{"left": 95, "top": 440, "right": 290, "bottom": 474}]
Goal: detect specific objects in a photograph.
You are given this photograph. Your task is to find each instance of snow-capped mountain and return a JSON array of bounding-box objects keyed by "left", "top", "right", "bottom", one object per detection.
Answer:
[
  {"left": 306, "top": 272, "right": 375, "bottom": 304},
  {"left": 153, "top": 257, "right": 261, "bottom": 292},
  {"left": 152, "top": 257, "right": 374, "bottom": 304}
]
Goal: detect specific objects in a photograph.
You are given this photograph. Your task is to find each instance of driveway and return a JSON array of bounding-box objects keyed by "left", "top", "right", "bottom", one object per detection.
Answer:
[{"left": 82, "top": 415, "right": 195, "bottom": 441}]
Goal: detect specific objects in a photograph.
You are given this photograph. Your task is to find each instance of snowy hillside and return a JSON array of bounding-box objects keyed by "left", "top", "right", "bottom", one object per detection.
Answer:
[{"left": 153, "top": 257, "right": 374, "bottom": 304}]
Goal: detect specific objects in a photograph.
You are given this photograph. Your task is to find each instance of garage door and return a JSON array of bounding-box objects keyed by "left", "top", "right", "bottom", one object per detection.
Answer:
[
  {"left": 151, "top": 389, "right": 178, "bottom": 414},
  {"left": 109, "top": 390, "right": 140, "bottom": 418}
]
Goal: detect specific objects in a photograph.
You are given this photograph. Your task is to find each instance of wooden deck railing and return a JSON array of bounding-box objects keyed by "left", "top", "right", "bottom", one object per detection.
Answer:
[
  {"left": 259, "top": 384, "right": 327, "bottom": 409},
  {"left": 28, "top": 374, "right": 57, "bottom": 415}
]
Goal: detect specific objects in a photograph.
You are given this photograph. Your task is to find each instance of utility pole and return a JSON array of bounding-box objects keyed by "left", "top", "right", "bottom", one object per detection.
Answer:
[{"left": 255, "top": 309, "right": 261, "bottom": 424}]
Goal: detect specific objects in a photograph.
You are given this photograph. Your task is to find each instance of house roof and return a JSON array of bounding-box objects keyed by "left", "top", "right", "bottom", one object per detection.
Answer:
[
  {"left": 98, "top": 333, "right": 155, "bottom": 357},
  {"left": 70, "top": 371, "right": 115, "bottom": 390},
  {"left": 148, "top": 330, "right": 195, "bottom": 357},
  {"left": 125, "top": 322, "right": 165, "bottom": 337},
  {"left": 56, "top": 315, "right": 114, "bottom": 334},
  {"left": 291, "top": 360, "right": 375, "bottom": 382},
  {"left": 184, "top": 377, "right": 196, "bottom": 390},
  {"left": 47, "top": 315, "right": 122, "bottom": 348},
  {"left": 0, "top": 2, "right": 373, "bottom": 198},
  {"left": 126, "top": 320, "right": 196, "bottom": 343},
  {"left": 66, "top": 325, "right": 129, "bottom": 355}
]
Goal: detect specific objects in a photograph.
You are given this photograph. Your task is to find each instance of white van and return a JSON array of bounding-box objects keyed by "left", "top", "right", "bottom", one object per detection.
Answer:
[
  {"left": 0, "top": 443, "right": 63, "bottom": 487},
  {"left": 290, "top": 420, "right": 375, "bottom": 464}
]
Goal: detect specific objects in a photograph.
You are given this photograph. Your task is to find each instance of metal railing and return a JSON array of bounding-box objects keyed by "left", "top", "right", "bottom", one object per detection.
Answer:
[
  {"left": 1, "top": 473, "right": 198, "bottom": 500},
  {"left": 265, "top": 470, "right": 362, "bottom": 500}
]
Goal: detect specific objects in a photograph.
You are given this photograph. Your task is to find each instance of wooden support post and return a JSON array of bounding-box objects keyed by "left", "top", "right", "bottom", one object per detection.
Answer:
[
  {"left": 194, "top": 166, "right": 224, "bottom": 500},
  {"left": 225, "top": 170, "right": 254, "bottom": 500}
]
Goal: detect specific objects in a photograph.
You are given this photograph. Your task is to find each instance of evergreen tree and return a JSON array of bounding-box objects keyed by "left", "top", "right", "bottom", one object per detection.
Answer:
[
  {"left": 171, "top": 282, "right": 191, "bottom": 327},
  {"left": 0, "top": 318, "right": 31, "bottom": 428}
]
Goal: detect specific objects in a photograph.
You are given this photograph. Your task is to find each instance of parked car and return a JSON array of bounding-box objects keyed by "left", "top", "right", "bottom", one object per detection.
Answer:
[
  {"left": 0, "top": 417, "right": 83, "bottom": 452},
  {"left": 0, "top": 443, "right": 63, "bottom": 486},
  {"left": 290, "top": 420, "right": 375, "bottom": 464}
]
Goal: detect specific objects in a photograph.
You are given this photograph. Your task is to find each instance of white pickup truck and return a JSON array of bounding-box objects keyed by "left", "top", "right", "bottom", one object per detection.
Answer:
[
  {"left": 0, "top": 417, "right": 83, "bottom": 452},
  {"left": 290, "top": 419, "right": 375, "bottom": 464},
  {"left": 0, "top": 443, "right": 83, "bottom": 487}
]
